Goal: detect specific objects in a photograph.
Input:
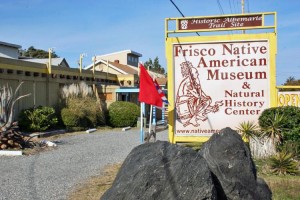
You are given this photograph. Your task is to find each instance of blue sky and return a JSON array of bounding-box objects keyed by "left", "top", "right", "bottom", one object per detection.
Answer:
[{"left": 0, "top": 0, "right": 299, "bottom": 85}]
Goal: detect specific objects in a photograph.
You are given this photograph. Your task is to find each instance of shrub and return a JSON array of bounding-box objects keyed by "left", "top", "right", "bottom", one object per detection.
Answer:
[
  {"left": 61, "top": 108, "right": 81, "bottom": 128},
  {"left": 18, "top": 106, "right": 58, "bottom": 132},
  {"left": 236, "top": 121, "right": 259, "bottom": 141},
  {"left": 278, "top": 141, "right": 300, "bottom": 160},
  {"left": 61, "top": 97, "right": 105, "bottom": 130},
  {"left": 108, "top": 101, "right": 139, "bottom": 127},
  {"left": 269, "top": 151, "right": 299, "bottom": 175},
  {"left": 259, "top": 106, "right": 300, "bottom": 143},
  {"left": 59, "top": 82, "right": 106, "bottom": 131}
]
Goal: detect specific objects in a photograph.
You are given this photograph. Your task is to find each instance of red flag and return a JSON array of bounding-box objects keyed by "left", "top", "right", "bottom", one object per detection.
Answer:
[{"left": 138, "top": 64, "right": 163, "bottom": 107}]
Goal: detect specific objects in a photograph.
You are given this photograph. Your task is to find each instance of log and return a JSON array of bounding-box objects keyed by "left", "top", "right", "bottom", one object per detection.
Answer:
[
  {"left": 0, "top": 144, "right": 8, "bottom": 149},
  {"left": 14, "top": 142, "right": 21, "bottom": 148},
  {"left": 7, "top": 140, "right": 14, "bottom": 146}
]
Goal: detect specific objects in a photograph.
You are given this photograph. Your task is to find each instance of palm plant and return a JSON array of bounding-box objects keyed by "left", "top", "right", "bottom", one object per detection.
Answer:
[
  {"left": 269, "top": 151, "right": 299, "bottom": 175},
  {"left": 260, "top": 112, "right": 286, "bottom": 145},
  {"left": 236, "top": 121, "right": 258, "bottom": 142}
]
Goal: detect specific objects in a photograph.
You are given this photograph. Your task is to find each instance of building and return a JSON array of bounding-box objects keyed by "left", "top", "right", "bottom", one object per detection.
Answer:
[
  {"left": 0, "top": 41, "right": 168, "bottom": 123},
  {"left": 85, "top": 50, "right": 168, "bottom": 122},
  {"left": 94, "top": 50, "right": 142, "bottom": 68},
  {"left": 0, "top": 41, "right": 119, "bottom": 120},
  {"left": 0, "top": 41, "right": 21, "bottom": 59},
  {"left": 20, "top": 58, "right": 70, "bottom": 68},
  {"left": 85, "top": 50, "right": 166, "bottom": 103}
]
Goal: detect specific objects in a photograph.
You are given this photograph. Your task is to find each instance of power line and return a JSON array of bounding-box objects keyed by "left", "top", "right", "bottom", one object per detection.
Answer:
[
  {"left": 229, "top": 0, "right": 233, "bottom": 14},
  {"left": 234, "top": 0, "right": 239, "bottom": 14},
  {"left": 216, "top": 0, "right": 225, "bottom": 14},
  {"left": 169, "top": 0, "right": 185, "bottom": 17},
  {"left": 246, "top": 0, "right": 250, "bottom": 13},
  {"left": 169, "top": 0, "right": 200, "bottom": 36}
]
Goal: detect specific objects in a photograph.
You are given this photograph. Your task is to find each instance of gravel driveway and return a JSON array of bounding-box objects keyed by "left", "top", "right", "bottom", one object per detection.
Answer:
[{"left": 0, "top": 128, "right": 168, "bottom": 200}]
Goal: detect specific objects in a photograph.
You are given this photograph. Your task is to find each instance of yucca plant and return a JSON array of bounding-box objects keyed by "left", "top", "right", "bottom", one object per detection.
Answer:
[
  {"left": 236, "top": 121, "right": 258, "bottom": 142},
  {"left": 260, "top": 112, "right": 286, "bottom": 145},
  {"left": 269, "top": 151, "right": 299, "bottom": 175},
  {"left": 0, "top": 82, "right": 30, "bottom": 132}
]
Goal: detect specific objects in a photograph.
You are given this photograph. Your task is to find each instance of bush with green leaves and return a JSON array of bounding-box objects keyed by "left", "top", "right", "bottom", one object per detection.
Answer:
[
  {"left": 61, "top": 97, "right": 105, "bottom": 131},
  {"left": 269, "top": 151, "right": 299, "bottom": 175},
  {"left": 278, "top": 141, "right": 300, "bottom": 160},
  {"left": 108, "top": 101, "right": 140, "bottom": 127},
  {"left": 258, "top": 106, "right": 300, "bottom": 142},
  {"left": 18, "top": 106, "right": 58, "bottom": 132}
]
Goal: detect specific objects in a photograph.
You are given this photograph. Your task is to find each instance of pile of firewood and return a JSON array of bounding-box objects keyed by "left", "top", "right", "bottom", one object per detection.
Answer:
[{"left": 0, "top": 128, "right": 27, "bottom": 150}]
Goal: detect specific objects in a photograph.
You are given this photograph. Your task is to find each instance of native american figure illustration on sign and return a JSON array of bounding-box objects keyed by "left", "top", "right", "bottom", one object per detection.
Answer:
[{"left": 176, "top": 61, "right": 223, "bottom": 127}]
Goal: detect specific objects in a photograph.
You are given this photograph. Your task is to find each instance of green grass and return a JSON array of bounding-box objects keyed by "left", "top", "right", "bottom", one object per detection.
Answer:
[
  {"left": 183, "top": 145, "right": 300, "bottom": 199},
  {"left": 261, "top": 175, "right": 300, "bottom": 200},
  {"left": 254, "top": 158, "right": 300, "bottom": 199}
]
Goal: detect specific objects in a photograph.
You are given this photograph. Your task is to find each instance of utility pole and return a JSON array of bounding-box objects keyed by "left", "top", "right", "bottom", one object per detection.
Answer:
[
  {"left": 48, "top": 48, "right": 53, "bottom": 74},
  {"left": 242, "top": 0, "right": 245, "bottom": 34},
  {"left": 92, "top": 56, "right": 96, "bottom": 77},
  {"left": 242, "top": 0, "right": 245, "bottom": 14},
  {"left": 79, "top": 53, "right": 86, "bottom": 75}
]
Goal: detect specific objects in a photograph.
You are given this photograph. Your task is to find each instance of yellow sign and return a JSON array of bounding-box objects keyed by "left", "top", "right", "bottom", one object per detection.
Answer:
[
  {"left": 278, "top": 92, "right": 300, "bottom": 107},
  {"left": 165, "top": 12, "right": 277, "bottom": 144}
]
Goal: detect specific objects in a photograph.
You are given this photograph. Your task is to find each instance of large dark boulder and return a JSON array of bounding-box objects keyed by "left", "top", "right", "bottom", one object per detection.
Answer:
[
  {"left": 101, "top": 141, "right": 217, "bottom": 200},
  {"left": 101, "top": 127, "right": 272, "bottom": 200},
  {"left": 199, "top": 127, "right": 272, "bottom": 200}
]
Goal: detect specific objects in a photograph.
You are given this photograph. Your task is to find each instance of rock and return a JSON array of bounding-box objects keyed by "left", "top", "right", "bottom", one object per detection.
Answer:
[
  {"left": 101, "top": 127, "right": 272, "bottom": 200},
  {"left": 199, "top": 127, "right": 272, "bottom": 200},
  {"left": 101, "top": 141, "right": 217, "bottom": 200}
]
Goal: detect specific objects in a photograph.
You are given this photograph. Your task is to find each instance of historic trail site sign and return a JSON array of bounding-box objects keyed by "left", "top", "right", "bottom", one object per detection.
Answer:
[
  {"left": 165, "top": 12, "right": 277, "bottom": 143},
  {"left": 178, "top": 14, "right": 263, "bottom": 30}
]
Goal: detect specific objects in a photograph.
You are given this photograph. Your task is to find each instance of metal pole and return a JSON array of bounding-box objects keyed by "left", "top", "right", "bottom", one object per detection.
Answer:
[
  {"left": 93, "top": 56, "right": 96, "bottom": 77},
  {"left": 79, "top": 54, "right": 83, "bottom": 75},
  {"left": 242, "top": 0, "right": 245, "bottom": 14},
  {"left": 152, "top": 106, "right": 156, "bottom": 125},
  {"left": 148, "top": 105, "right": 153, "bottom": 133},
  {"left": 48, "top": 48, "right": 52, "bottom": 74},
  {"left": 140, "top": 102, "right": 145, "bottom": 143},
  {"left": 242, "top": 0, "right": 245, "bottom": 34}
]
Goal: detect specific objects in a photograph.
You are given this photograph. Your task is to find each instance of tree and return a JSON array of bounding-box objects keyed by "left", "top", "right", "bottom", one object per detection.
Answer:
[
  {"left": 20, "top": 46, "right": 59, "bottom": 58},
  {"left": 144, "top": 58, "right": 153, "bottom": 70},
  {"left": 144, "top": 56, "right": 165, "bottom": 74},
  {"left": 286, "top": 76, "right": 295, "bottom": 83},
  {"left": 281, "top": 76, "right": 300, "bottom": 91}
]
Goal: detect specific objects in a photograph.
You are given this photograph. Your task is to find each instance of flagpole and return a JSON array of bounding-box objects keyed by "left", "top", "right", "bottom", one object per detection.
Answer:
[
  {"left": 148, "top": 105, "right": 153, "bottom": 135},
  {"left": 140, "top": 102, "right": 144, "bottom": 143}
]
